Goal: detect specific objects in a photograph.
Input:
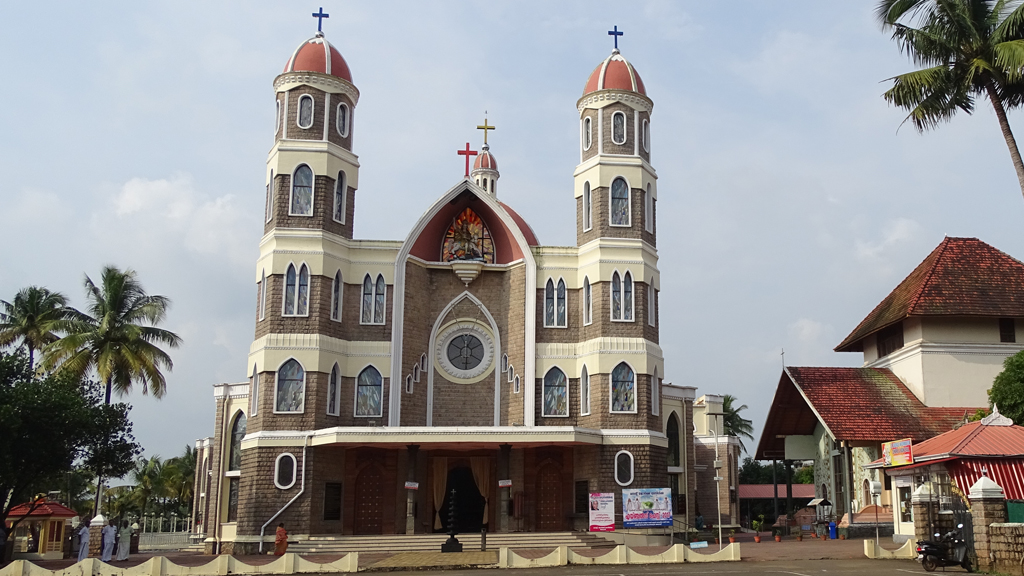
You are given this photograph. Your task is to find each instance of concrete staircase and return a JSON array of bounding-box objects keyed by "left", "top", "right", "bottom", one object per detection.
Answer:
[{"left": 288, "top": 532, "right": 616, "bottom": 555}]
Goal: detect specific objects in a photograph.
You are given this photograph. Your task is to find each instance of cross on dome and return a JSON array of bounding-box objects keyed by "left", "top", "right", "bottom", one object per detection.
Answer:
[
  {"left": 457, "top": 143, "right": 478, "bottom": 178},
  {"left": 312, "top": 7, "right": 330, "bottom": 33},
  {"left": 477, "top": 116, "right": 496, "bottom": 146},
  {"left": 608, "top": 25, "right": 623, "bottom": 51}
]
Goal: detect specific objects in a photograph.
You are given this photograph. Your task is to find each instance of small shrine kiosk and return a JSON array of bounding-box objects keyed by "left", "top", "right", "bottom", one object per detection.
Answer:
[{"left": 4, "top": 499, "right": 77, "bottom": 560}]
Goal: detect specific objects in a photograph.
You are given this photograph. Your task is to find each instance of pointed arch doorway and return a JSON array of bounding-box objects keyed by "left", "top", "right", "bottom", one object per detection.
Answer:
[{"left": 438, "top": 466, "right": 486, "bottom": 533}]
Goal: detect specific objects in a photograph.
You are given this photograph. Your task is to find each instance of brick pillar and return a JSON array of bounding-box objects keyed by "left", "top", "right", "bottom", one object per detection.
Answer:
[
  {"left": 968, "top": 476, "right": 1007, "bottom": 573},
  {"left": 911, "top": 483, "right": 938, "bottom": 543}
]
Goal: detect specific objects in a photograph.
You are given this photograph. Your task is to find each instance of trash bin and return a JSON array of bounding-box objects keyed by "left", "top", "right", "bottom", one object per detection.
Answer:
[{"left": 828, "top": 521, "right": 836, "bottom": 540}]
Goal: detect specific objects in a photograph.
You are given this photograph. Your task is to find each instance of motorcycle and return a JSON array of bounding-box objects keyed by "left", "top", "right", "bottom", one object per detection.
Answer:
[{"left": 916, "top": 523, "right": 973, "bottom": 572}]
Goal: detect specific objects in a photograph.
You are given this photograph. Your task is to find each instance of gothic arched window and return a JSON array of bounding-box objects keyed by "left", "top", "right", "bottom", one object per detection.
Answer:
[
  {"left": 544, "top": 279, "right": 555, "bottom": 327},
  {"left": 259, "top": 270, "right": 267, "bottom": 321},
  {"left": 556, "top": 279, "right": 566, "bottom": 327},
  {"left": 275, "top": 359, "right": 305, "bottom": 413},
  {"left": 356, "top": 365, "right": 383, "bottom": 417},
  {"left": 441, "top": 208, "right": 494, "bottom": 263},
  {"left": 331, "top": 271, "right": 342, "bottom": 321},
  {"left": 667, "top": 413, "right": 680, "bottom": 466},
  {"left": 228, "top": 412, "right": 246, "bottom": 471},
  {"left": 336, "top": 102, "right": 349, "bottom": 137},
  {"left": 583, "top": 181, "right": 592, "bottom": 231},
  {"left": 297, "top": 264, "right": 309, "bottom": 315},
  {"left": 250, "top": 364, "right": 259, "bottom": 416},
  {"left": 583, "top": 116, "right": 593, "bottom": 151},
  {"left": 611, "top": 362, "right": 635, "bottom": 413},
  {"left": 361, "top": 274, "right": 386, "bottom": 325},
  {"left": 283, "top": 264, "right": 297, "bottom": 315},
  {"left": 623, "top": 271, "right": 633, "bottom": 321},
  {"left": 652, "top": 366, "right": 660, "bottom": 416},
  {"left": 265, "top": 170, "right": 274, "bottom": 223},
  {"left": 543, "top": 367, "right": 568, "bottom": 417},
  {"left": 580, "top": 365, "right": 591, "bottom": 416},
  {"left": 334, "top": 172, "right": 347, "bottom": 224},
  {"left": 612, "top": 111, "right": 626, "bottom": 145},
  {"left": 297, "top": 95, "right": 314, "bottom": 129},
  {"left": 327, "top": 364, "right": 340, "bottom": 416},
  {"left": 610, "top": 177, "right": 630, "bottom": 226},
  {"left": 290, "top": 165, "right": 313, "bottom": 216},
  {"left": 583, "top": 276, "right": 592, "bottom": 325},
  {"left": 374, "top": 275, "right": 386, "bottom": 324}
]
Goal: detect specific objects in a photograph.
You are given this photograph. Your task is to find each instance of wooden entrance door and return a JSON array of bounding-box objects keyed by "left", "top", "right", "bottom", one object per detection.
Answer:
[
  {"left": 536, "top": 463, "right": 562, "bottom": 531},
  {"left": 354, "top": 464, "right": 384, "bottom": 534}
]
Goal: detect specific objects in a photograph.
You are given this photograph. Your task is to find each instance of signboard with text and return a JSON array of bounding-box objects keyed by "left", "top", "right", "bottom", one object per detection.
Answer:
[
  {"left": 588, "top": 493, "right": 615, "bottom": 532},
  {"left": 622, "top": 488, "right": 673, "bottom": 528},
  {"left": 881, "top": 438, "right": 913, "bottom": 467}
]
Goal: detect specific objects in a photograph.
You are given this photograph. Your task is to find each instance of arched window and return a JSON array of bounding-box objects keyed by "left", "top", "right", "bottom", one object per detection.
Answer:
[
  {"left": 290, "top": 165, "right": 314, "bottom": 216},
  {"left": 355, "top": 366, "right": 383, "bottom": 417},
  {"left": 667, "top": 414, "right": 680, "bottom": 467},
  {"left": 645, "top": 184, "right": 653, "bottom": 233},
  {"left": 583, "top": 182, "right": 592, "bottom": 231},
  {"left": 420, "top": 354, "right": 427, "bottom": 372},
  {"left": 275, "top": 100, "right": 281, "bottom": 135},
  {"left": 642, "top": 119, "right": 650, "bottom": 152},
  {"left": 610, "top": 177, "right": 630, "bottom": 226},
  {"left": 336, "top": 102, "right": 349, "bottom": 137},
  {"left": 250, "top": 365, "right": 259, "bottom": 416},
  {"left": 331, "top": 271, "right": 342, "bottom": 321},
  {"left": 283, "top": 264, "right": 297, "bottom": 315},
  {"left": 334, "top": 171, "right": 346, "bottom": 224},
  {"left": 623, "top": 271, "right": 633, "bottom": 321},
  {"left": 615, "top": 450, "right": 634, "bottom": 486},
  {"left": 648, "top": 280, "right": 657, "bottom": 327},
  {"left": 583, "top": 116, "right": 593, "bottom": 151},
  {"left": 583, "top": 277, "right": 592, "bottom": 325},
  {"left": 441, "top": 208, "right": 494, "bottom": 263},
  {"left": 611, "top": 362, "right": 635, "bottom": 413},
  {"left": 297, "top": 95, "right": 314, "bottom": 129},
  {"left": 297, "top": 264, "right": 309, "bottom": 315},
  {"left": 360, "top": 274, "right": 386, "bottom": 325},
  {"left": 374, "top": 275, "right": 386, "bottom": 324},
  {"left": 274, "top": 453, "right": 297, "bottom": 490},
  {"left": 327, "top": 364, "right": 340, "bottom": 416},
  {"left": 500, "top": 354, "right": 508, "bottom": 374},
  {"left": 406, "top": 374, "right": 413, "bottom": 393},
  {"left": 580, "top": 365, "right": 591, "bottom": 416},
  {"left": 265, "top": 170, "right": 274, "bottom": 223},
  {"left": 556, "top": 279, "right": 566, "bottom": 327},
  {"left": 228, "top": 412, "right": 246, "bottom": 471},
  {"left": 612, "top": 111, "right": 626, "bottom": 145},
  {"left": 543, "top": 367, "right": 568, "bottom": 417},
  {"left": 259, "top": 270, "right": 267, "bottom": 321},
  {"left": 652, "top": 366, "right": 660, "bottom": 416},
  {"left": 611, "top": 272, "right": 622, "bottom": 321},
  {"left": 275, "top": 359, "right": 305, "bottom": 413},
  {"left": 413, "top": 363, "right": 421, "bottom": 382},
  {"left": 514, "top": 375, "right": 520, "bottom": 394},
  {"left": 544, "top": 279, "right": 555, "bottom": 327}
]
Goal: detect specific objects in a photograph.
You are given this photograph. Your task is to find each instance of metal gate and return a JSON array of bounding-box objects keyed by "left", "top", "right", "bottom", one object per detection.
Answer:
[{"left": 949, "top": 493, "right": 976, "bottom": 570}]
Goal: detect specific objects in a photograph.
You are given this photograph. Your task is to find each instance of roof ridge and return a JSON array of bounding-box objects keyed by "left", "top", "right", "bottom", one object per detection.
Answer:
[
  {"left": 906, "top": 236, "right": 952, "bottom": 316},
  {"left": 952, "top": 421, "right": 985, "bottom": 453}
]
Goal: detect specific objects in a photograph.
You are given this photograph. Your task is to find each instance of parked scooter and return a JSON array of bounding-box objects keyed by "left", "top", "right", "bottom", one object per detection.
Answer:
[{"left": 916, "top": 523, "right": 972, "bottom": 572}]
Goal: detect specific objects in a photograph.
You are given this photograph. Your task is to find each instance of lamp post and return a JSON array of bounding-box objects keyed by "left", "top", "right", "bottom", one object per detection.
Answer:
[{"left": 706, "top": 412, "right": 724, "bottom": 551}]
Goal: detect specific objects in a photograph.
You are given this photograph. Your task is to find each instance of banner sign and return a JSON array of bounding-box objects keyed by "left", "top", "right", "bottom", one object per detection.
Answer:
[
  {"left": 689, "top": 541, "right": 708, "bottom": 549},
  {"left": 881, "top": 438, "right": 914, "bottom": 467},
  {"left": 588, "top": 493, "right": 615, "bottom": 532},
  {"left": 622, "top": 488, "right": 673, "bottom": 528},
  {"left": 498, "top": 479, "right": 512, "bottom": 488},
  {"left": 404, "top": 481, "right": 419, "bottom": 490}
]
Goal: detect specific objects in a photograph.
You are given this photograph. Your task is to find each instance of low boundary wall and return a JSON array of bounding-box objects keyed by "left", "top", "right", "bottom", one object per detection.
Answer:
[{"left": 863, "top": 539, "right": 917, "bottom": 559}]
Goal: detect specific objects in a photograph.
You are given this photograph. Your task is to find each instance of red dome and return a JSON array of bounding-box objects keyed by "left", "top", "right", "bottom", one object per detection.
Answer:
[
  {"left": 474, "top": 149, "right": 497, "bottom": 171},
  {"left": 283, "top": 34, "right": 352, "bottom": 83},
  {"left": 583, "top": 50, "right": 645, "bottom": 96}
]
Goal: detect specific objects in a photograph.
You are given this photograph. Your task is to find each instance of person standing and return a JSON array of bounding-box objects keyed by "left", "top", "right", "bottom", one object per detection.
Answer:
[
  {"left": 274, "top": 523, "right": 288, "bottom": 556},
  {"left": 76, "top": 519, "right": 91, "bottom": 563},
  {"left": 100, "top": 520, "right": 116, "bottom": 562},
  {"left": 115, "top": 521, "right": 132, "bottom": 561}
]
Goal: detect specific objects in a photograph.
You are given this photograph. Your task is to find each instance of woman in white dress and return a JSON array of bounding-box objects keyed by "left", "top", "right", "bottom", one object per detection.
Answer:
[{"left": 115, "top": 521, "right": 132, "bottom": 561}]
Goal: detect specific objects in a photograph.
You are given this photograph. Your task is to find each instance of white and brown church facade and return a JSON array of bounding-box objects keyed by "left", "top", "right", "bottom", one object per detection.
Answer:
[{"left": 194, "top": 27, "right": 696, "bottom": 553}]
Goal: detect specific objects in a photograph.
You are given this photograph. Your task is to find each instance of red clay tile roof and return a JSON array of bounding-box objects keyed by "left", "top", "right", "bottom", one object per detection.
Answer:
[
  {"left": 739, "top": 484, "right": 816, "bottom": 499},
  {"left": 896, "top": 420, "right": 1024, "bottom": 460},
  {"left": 7, "top": 499, "right": 77, "bottom": 518},
  {"left": 836, "top": 237, "right": 1024, "bottom": 352}
]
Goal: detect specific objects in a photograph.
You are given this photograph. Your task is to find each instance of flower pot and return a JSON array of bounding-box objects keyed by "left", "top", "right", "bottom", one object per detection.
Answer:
[
  {"left": 821, "top": 535, "right": 827, "bottom": 541},
  {"left": 728, "top": 537, "right": 735, "bottom": 543},
  {"left": 775, "top": 535, "right": 782, "bottom": 542},
  {"left": 714, "top": 538, "right": 719, "bottom": 544},
  {"left": 839, "top": 534, "right": 846, "bottom": 540},
  {"left": 753, "top": 535, "right": 761, "bottom": 543}
]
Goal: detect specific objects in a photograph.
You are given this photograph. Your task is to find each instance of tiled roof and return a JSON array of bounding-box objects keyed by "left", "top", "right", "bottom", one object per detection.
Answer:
[
  {"left": 739, "top": 484, "right": 816, "bottom": 499},
  {"left": 836, "top": 237, "right": 1024, "bottom": 351},
  {"left": 7, "top": 499, "right": 77, "bottom": 518},
  {"left": 893, "top": 420, "right": 1024, "bottom": 460},
  {"left": 786, "top": 367, "right": 967, "bottom": 441}
]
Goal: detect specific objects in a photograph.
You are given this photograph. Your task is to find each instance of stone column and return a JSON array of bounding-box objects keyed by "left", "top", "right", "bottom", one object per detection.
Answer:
[
  {"left": 498, "top": 444, "right": 511, "bottom": 533},
  {"left": 968, "top": 476, "right": 1007, "bottom": 573},
  {"left": 406, "top": 445, "right": 419, "bottom": 535},
  {"left": 911, "top": 483, "right": 938, "bottom": 543}
]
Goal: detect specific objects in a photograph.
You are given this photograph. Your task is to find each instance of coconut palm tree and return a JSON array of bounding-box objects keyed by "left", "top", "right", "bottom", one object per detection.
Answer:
[
  {"left": 0, "top": 286, "right": 73, "bottom": 369},
  {"left": 165, "top": 446, "right": 196, "bottom": 515},
  {"left": 877, "top": 0, "right": 1024, "bottom": 199},
  {"left": 722, "top": 394, "right": 755, "bottom": 453},
  {"left": 42, "top": 266, "right": 182, "bottom": 404}
]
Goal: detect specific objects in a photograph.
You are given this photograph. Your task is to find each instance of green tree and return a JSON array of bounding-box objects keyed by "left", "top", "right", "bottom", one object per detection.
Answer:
[
  {"left": 877, "top": 0, "right": 1024, "bottom": 199},
  {"left": 722, "top": 394, "right": 755, "bottom": 453},
  {"left": 0, "top": 286, "right": 73, "bottom": 369},
  {"left": 42, "top": 266, "right": 182, "bottom": 404},
  {"left": 990, "top": 349, "right": 1024, "bottom": 424},
  {"left": 792, "top": 465, "right": 815, "bottom": 484},
  {"left": 165, "top": 445, "right": 196, "bottom": 515},
  {"left": 0, "top": 350, "right": 140, "bottom": 544}
]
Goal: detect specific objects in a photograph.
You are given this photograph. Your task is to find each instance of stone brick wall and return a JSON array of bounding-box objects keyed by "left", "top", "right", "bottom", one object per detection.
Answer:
[
  {"left": 265, "top": 173, "right": 355, "bottom": 239},
  {"left": 254, "top": 273, "right": 391, "bottom": 341},
  {"left": 638, "top": 110, "right": 651, "bottom": 164},
  {"left": 600, "top": 102, "right": 635, "bottom": 156},
  {"left": 693, "top": 440, "right": 737, "bottom": 526},
  {"left": 282, "top": 86, "right": 328, "bottom": 143},
  {"left": 581, "top": 109, "right": 598, "bottom": 163},
  {"left": 575, "top": 280, "right": 659, "bottom": 344},
  {"left": 988, "top": 523, "right": 1024, "bottom": 573},
  {"left": 324, "top": 93, "right": 355, "bottom": 150},
  {"left": 249, "top": 368, "right": 389, "bottom": 434},
  {"left": 236, "top": 447, "right": 312, "bottom": 539},
  {"left": 577, "top": 186, "right": 652, "bottom": 246},
  {"left": 535, "top": 372, "right": 660, "bottom": 431}
]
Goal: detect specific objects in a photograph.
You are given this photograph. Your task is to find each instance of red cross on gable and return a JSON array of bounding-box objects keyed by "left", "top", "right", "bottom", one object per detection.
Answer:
[{"left": 457, "top": 142, "right": 478, "bottom": 178}]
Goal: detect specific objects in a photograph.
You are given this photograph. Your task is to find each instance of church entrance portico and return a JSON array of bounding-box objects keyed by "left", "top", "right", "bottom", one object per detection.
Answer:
[{"left": 438, "top": 466, "right": 485, "bottom": 533}]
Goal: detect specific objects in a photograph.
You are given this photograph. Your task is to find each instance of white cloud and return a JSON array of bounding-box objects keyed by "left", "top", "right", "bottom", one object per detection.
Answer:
[{"left": 854, "top": 217, "right": 922, "bottom": 261}]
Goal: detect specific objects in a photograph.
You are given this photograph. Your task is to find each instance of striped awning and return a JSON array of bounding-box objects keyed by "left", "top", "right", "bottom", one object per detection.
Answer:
[{"left": 948, "top": 459, "right": 1024, "bottom": 500}]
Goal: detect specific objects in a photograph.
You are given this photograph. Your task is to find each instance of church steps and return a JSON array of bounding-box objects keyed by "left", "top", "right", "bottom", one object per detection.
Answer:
[{"left": 288, "top": 532, "right": 616, "bottom": 554}]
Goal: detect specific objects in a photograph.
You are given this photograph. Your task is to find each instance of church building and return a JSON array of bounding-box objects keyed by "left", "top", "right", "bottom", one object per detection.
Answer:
[{"left": 194, "top": 22, "right": 691, "bottom": 553}]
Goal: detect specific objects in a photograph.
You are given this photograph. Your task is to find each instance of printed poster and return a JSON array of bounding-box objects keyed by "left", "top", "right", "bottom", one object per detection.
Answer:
[
  {"left": 881, "top": 438, "right": 913, "bottom": 467},
  {"left": 622, "top": 488, "right": 673, "bottom": 528},
  {"left": 588, "top": 492, "right": 615, "bottom": 532}
]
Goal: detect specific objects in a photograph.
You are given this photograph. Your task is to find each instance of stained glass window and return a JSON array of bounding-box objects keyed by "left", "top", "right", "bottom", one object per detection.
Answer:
[
  {"left": 556, "top": 279, "right": 566, "bottom": 327},
  {"left": 361, "top": 275, "right": 373, "bottom": 323},
  {"left": 612, "top": 272, "right": 621, "bottom": 320},
  {"left": 544, "top": 279, "right": 555, "bottom": 327},
  {"left": 356, "top": 366, "right": 383, "bottom": 417},
  {"left": 583, "top": 182, "right": 592, "bottom": 230},
  {"left": 298, "top": 95, "right": 313, "bottom": 129},
  {"left": 441, "top": 208, "right": 494, "bottom": 263},
  {"left": 580, "top": 365, "right": 590, "bottom": 415},
  {"left": 623, "top": 271, "right": 633, "bottom": 321},
  {"left": 611, "top": 177, "right": 629, "bottom": 226},
  {"left": 284, "top": 265, "right": 297, "bottom": 315},
  {"left": 543, "top": 368, "right": 568, "bottom": 417},
  {"left": 373, "top": 275, "right": 385, "bottom": 323},
  {"left": 611, "top": 362, "right": 635, "bottom": 413},
  {"left": 276, "top": 359, "right": 305, "bottom": 413},
  {"left": 447, "top": 334, "right": 484, "bottom": 370},
  {"left": 583, "top": 277, "right": 592, "bottom": 325},
  {"left": 228, "top": 412, "right": 246, "bottom": 471},
  {"left": 297, "top": 265, "right": 309, "bottom": 315},
  {"left": 331, "top": 271, "right": 342, "bottom": 321},
  {"left": 327, "top": 364, "right": 339, "bottom": 416},
  {"left": 612, "top": 111, "right": 626, "bottom": 144},
  {"left": 227, "top": 478, "right": 239, "bottom": 522},
  {"left": 334, "top": 172, "right": 346, "bottom": 223},
  {"left": 291, "top": 165, "right": 313, "bottom": 216}
]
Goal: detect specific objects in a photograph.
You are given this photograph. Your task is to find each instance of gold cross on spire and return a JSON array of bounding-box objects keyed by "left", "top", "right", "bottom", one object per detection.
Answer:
[{"left": 477, "top": 115, "right": 496, "bottom": 146}]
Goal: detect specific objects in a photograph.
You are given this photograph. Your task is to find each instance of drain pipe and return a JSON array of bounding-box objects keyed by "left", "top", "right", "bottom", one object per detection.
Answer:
[{"left": 259, "top": 434, "right": 309, "bottom": 554}]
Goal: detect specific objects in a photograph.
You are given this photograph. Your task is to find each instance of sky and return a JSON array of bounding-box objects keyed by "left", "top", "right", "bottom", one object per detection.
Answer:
[{"left": 2, "top": 1, "right": 1023, "bottom": 463}]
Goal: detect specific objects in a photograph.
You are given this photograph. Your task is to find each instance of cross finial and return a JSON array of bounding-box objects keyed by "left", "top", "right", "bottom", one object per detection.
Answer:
[
  {"left": 312, "top": 7, "right": 330, "bottom": 33},
  {"left": 477, "top": 116, "right": 496, "bottom": 146},
  {"left": 457, "top": 143, "right": 478, "bottom": 178},
  {"left": 608, "top": 25, "right": 623, "bottom": 50}
]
